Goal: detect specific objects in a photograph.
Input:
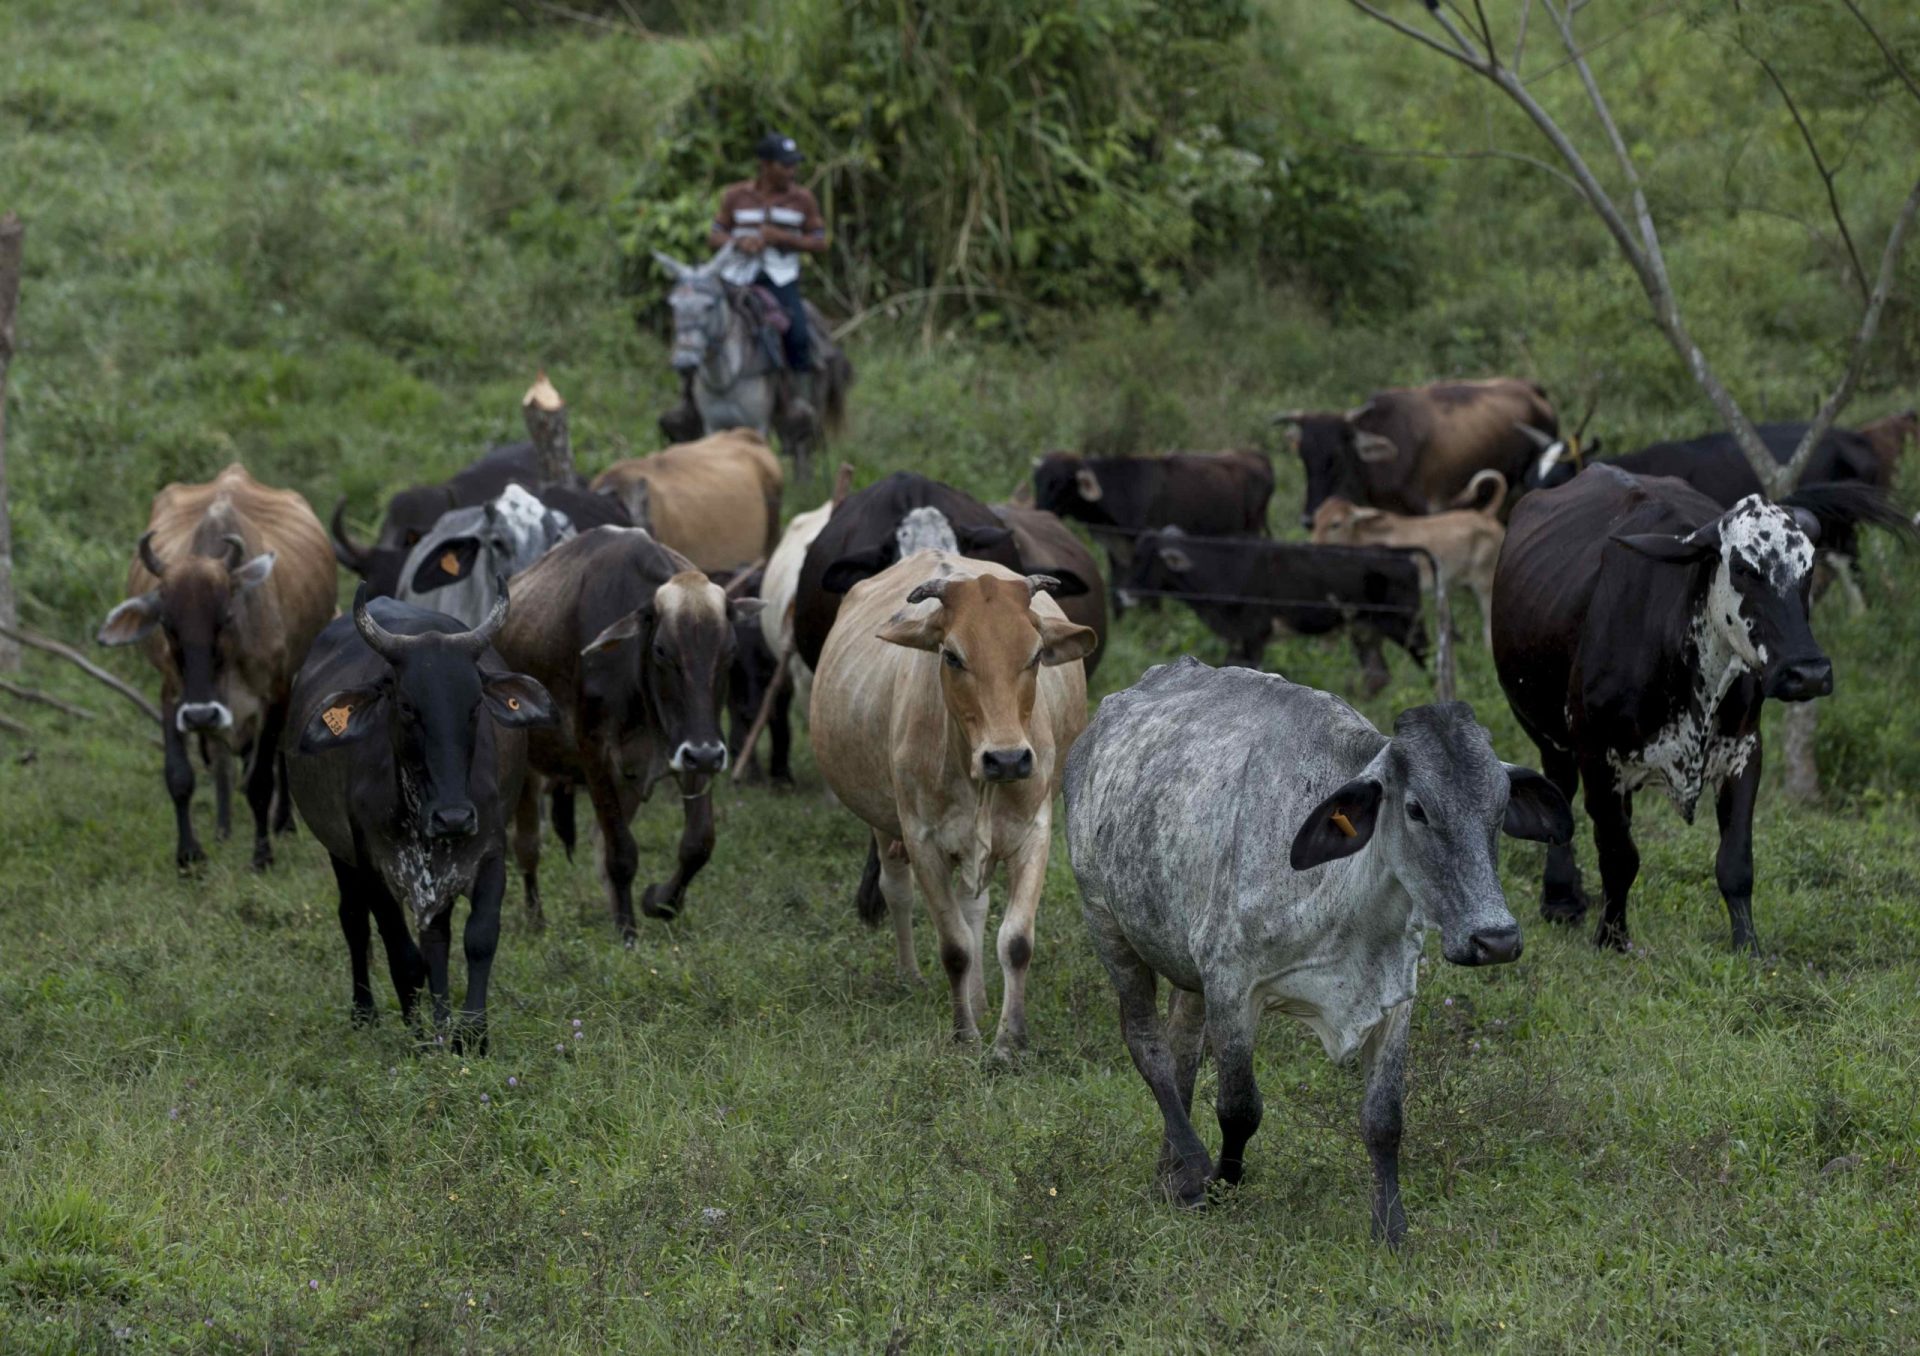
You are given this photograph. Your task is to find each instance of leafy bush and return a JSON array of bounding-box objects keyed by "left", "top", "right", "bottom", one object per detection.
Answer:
[{"left": 618, "top": 0, "right": 1417, "bottom": 324}]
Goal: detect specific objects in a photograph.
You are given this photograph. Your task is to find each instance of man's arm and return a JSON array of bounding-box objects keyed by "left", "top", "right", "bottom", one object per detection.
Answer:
[
  {"left": 709, "top": 187, "right": 761, "bottom": 253},
  {"left": 765, "top": 191, "right": 829, "bottom": 255}
]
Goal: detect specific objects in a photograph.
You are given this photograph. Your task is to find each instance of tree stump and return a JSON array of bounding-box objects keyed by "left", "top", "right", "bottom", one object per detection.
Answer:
[
  {"left": 1781, "top": 700, "right": 1821, "bottom": 803},
  {"left": 522, "top": 371, "right": 574, "bottom": 486}
]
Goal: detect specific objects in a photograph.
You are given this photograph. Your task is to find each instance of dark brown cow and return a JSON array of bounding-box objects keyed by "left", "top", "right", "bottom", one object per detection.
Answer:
[
  {"left": 1278, "top": 378, "right": 1558, "bottom": 526},
  {"left": 1857, "top": 409, "right": 1918, "bottom": 490},
  {"left": 98, "top": 464, "right": 336, "bottom": 871},
  {"left": 1029, "top": 449, "right": 1274, "bottom": 585},
  {"left": 493, "top": 527, "right": 757, "bottom": 941}
]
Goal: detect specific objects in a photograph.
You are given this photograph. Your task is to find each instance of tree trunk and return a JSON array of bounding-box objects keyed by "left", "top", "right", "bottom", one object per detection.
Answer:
[
  {"left": 522, "top": 372, "right": 573, "bottom": 486},
  {"left": 1780, "top": 701, "right": 1821, "bottom": 803},
  {"left": 0, "top": 212, "right": 24, "bottom": 673}
]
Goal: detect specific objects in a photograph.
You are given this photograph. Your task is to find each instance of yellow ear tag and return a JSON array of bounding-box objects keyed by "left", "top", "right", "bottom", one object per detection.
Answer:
[
  {"left": 507, "top": 697, "right": 520, "bottom": 711},
  {"left": 440, "top": 550, "right": 462, "bottom": 577},
  {"left": 322, "top": 704, "right": 352, "bottom": 736},
  {"left": 1330, "top": 810, "right": 1357, "bottom": 838}
]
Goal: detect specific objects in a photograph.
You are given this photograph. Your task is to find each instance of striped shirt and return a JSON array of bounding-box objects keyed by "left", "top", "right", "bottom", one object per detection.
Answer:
[{"left": 714, "top": 180, "right": 825, "bottom": 288}]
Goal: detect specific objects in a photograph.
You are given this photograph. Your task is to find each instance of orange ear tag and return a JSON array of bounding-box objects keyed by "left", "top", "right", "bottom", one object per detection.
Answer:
[
  {"left": 322, "top": 705, "right": 352, "bottom": 736},
  {"left": 1330, "top": 810, "right": 1357, "bottom": 838},
  {"left": 440, "top": 550, "right": 462, "bottom": 577}
]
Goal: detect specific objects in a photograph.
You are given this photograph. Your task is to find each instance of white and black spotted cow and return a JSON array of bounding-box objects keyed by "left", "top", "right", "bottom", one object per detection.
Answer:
[
  {"left": 396, "top": 485, "right": 577, "bottom": 628},
  {"left": 1494, "top": 463, "right": 1906, "bottom": 952},
  {"left": 1064, "top": 659, "right": 1569, "bottom": 1242}
]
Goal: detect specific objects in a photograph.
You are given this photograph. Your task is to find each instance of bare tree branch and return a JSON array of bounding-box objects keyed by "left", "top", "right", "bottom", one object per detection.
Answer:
[
  {"left": 1346, "top": 0, "right": 1484, "bottom": 69},
  {"left": 1781, "top": 174, "right": 1920, "bottom": 489},
  {"left": 1839, "top": 0, "right": 1920, "bottom": 108},
  {"left": 0, "top": 622, "right": 161, "bottom": 724},
  {"left": 1513, "top": 0, "right": 1534, "bottom": 72},
  {"left": 1741, "top": 36, "right": 1870, "bottom": 300}
]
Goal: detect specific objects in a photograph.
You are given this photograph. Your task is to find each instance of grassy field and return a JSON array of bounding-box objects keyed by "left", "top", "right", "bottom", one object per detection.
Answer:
[{"left": 4, "top": 0, "right": 1920, "bottom": 1351}]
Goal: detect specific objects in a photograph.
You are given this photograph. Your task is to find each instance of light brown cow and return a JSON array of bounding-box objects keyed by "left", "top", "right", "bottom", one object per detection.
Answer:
[
  {"left": 590, "top": 429, "right": 781, "bottom": 573},
  {"left": 811, "top": 551, "right": 1096, "bottom": 1058},
  {"left": 97, "top": 464, "right": 336, "bottom": 870},
  {"left": 1312, "top": 470, "right": 1508, "bottom": 649}
]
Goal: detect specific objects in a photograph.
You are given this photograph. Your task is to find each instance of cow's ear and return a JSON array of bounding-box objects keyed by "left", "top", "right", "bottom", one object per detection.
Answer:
[
  {"left": 957, "top": 524, "right": 1013, "bottom": 555},
  {"left": 1157, "top": 545, "right": 1194, "bottom": 573},
  {"left": 1074, "top": 467, "right": 1103, "bottom": 501},
  {"left": 1027, "top": 567, "right": 1089, "bottom": 599},
  {"left": 1502, "top": 765, "right": 1573, "bottom": 844},
  {"left": 582, "top": 606, "right": 651, "bottom": 657},
  {"left": 411, "top": 537, "right": 481, "bottom": 593},
  {"left": 1036, "top": 615, "right": 1097, "bottom": 667},
  {"left": 1354, "top": 432, "right": 1399, "bottom": 463},
  {"left": 299, "top": 685, "right": 386, "bottom": 753},
  {"left": 482, "top": 672, "right": 559, "bottom": 729},
  {"left": 729, "top": 597, "right": 765, "bottom": 621},
  {"left": 232, "top": 552, "right": 276, "bottom": 591},
  {"left": 97, "top": 592, "right": 162, "bottom": 647},
  {"left": 1609, "top": 527, "right": 1719, "bottom": 563},
  {"left": 821, "top": 547, "right": 887, "bottom": 595},
  {"left": 1289, "top": 777, "right": 1384, "bottom": 871},
  {"left": 876, "top": 606, "right": 945, "bottom": 652}
]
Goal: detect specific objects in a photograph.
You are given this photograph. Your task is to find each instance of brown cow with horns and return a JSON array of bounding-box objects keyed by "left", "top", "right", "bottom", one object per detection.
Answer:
[{"left": 98, "top": 464, "right": 337, "bottom": 870}]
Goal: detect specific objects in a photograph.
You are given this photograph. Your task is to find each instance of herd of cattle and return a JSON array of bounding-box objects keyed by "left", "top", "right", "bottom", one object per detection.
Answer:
[{"left": 89, "top": 376, "right": 1915, "bottom": 1242}]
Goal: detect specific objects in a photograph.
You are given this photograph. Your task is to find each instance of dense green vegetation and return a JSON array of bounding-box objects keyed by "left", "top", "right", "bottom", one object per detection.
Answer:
[{"left": 2, "top": 0, "right": 1918, "bottom": 1349}]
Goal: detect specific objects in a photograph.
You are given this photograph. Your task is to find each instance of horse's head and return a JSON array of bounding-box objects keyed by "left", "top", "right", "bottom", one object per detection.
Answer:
[{"left": 656, "top": 248, "right": 733, "bottom": 375}]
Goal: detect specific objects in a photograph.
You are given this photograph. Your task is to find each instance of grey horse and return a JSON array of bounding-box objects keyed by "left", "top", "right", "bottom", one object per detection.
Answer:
[{"left": 653, "top": 246, "right": 852, "bottom": 482}]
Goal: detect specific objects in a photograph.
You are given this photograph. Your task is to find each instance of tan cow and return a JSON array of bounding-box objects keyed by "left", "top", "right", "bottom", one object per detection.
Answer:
[
  {"left": 97, "top": 463, "right": 336, "bottom": 870},
  {"left": 1311, "top": 469, "right": 1507, "bottom": 649},
  {"left": 811, "top": 551, "right": 1096, "bottom": 1059},
  {"left": 590, "top": 429, "right": 781, "bottom": 574}
]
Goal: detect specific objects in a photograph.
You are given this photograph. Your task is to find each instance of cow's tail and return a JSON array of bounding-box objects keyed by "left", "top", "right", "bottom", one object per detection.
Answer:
[
  {"left": 819, "top": 346, "right": 853, "bottom": 440},
  {"left": 1781, "top": 481, "right": 1917, "bottom": 544},
  {"left": 549, "top": 782, "right": 577, "bottom": 861},
  {"left": 1450, "top": 468, "right": 1509, "bottom": 515},
  {"left": 855, "top": 835, "right": 887, "bottom": 928}
]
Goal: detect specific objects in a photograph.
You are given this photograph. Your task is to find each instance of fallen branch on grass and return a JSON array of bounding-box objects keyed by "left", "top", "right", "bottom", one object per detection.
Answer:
[{"left": 0, "top": 622, "right": 161, "bottom": 724}]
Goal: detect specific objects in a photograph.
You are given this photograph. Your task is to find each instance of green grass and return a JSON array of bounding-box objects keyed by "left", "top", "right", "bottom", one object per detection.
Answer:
[{"left": 4, "top": 0, "right": 1920, "bottom": 1349}]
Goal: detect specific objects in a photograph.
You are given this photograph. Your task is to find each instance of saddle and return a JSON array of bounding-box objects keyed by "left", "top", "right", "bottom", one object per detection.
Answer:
[{"left": 725, "top": 284, "right": 793, "bottom": 375}]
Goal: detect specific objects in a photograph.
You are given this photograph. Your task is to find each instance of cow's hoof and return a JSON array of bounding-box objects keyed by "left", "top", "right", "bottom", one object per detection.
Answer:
[
  {"left": 250, "top": 844, "right": 273, "bottom": 872},
  {"left": 894, "top": 968, "right": 927, "bottom": 990},
  {"left": 1371, "top": 1212, "right": 1409, "bottom": 1250},
  {"left": 350, "top": 1005, "right": 377, "bottom": 1028},
  {"left": 640, "top": 886, "right": 680, "bottom": 922},
  {"left": 1540, "top": 894, "right": 1587, "bottom": 926},
  {"left": 1592, "top": 920, "right": 1631, "bottom": 952},
  {"left": 986, "top": 1038, "right": 1026, "bottom": 1067},
  {"left": 275, "top": 817, "right": 298, "bottom": 838},
  {"left": 770, "top": 771, "right": 796, "bottom": 791},
  {"left": 214, "top": 822, "right": 232, "bottom": 843},
  {"left": 1167, "top": 1176, "right": 1211, "bottom": 1211},
  {"left": 176, "top": 844, "right": 206, "bottom": 871}
]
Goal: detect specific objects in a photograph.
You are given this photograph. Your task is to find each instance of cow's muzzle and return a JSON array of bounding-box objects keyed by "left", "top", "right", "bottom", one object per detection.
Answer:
[
  {"left": 1764, "top": 656, "right": 1833, "bottom": 702},
  {"left": 427, "top": 803, "right": 479, "bottom": 840},
  {"left": 980, "top": 747, "right": 1035, "bottom": 783},
  {"left": 177, "top": 702, "right": 233, "bottom": 733},
  {"left": 1465, "top": 924, "right": 1523, "bottom": 966},
  {"left": 671, "top": 350, "right": 702, "bottom": 375},
  {"left": 670, "top": 740, "right": 728, "bottom": 774}
]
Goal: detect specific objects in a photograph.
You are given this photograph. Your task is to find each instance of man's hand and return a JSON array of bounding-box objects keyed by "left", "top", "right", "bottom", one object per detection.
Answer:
[{"left": 736, "top": 233, "right": 766, "bottom": 255}]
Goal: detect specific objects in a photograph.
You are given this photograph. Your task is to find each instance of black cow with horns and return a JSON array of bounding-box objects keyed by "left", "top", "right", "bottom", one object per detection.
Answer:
[
  {"left": 285, "top": 584, "right": 557, "bottom": 1048},
  {"left": 1493, "top": 464, "right": 1909, "bottom": 952}
]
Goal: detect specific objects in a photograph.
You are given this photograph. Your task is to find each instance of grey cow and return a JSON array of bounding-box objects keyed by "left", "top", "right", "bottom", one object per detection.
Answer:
[
  {"left": 1063, "top": 658, "right": 1570, "bottom": 1242},
  {"left": 396, "top": 485, "right": 575, "bottom": 628}
]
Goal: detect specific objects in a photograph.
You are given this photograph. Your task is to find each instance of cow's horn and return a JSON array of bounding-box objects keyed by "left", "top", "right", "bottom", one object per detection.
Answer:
[
  {"left": 220, "top": 534, "right": 247, "bottom": 570},
  {"left": 331, "top": 498, "right": 370, "bottom": 568},
  {"left": 1514, "top": 422, "right": 1556, "bottom": 449},
  {"left": 905, "top": 577, "right": 953, "bottom": 606},
  {"left": 1270, "top": 410, "right": 1307, "bottom": 425},
  {"left": 353, "top": 583, "right": 427, "bottom": 663},
  {"left": 1025, "top": 574, "right": 1062, "bottom": 598},
  {"left": 449, "top": 577, "right": 512, "bottom": 658},
  {"left": 723, "top": 561, "right": 764, "bottom": 598},
  {"left": 137, "top": 531, "right": 167, "bottom": 579}
]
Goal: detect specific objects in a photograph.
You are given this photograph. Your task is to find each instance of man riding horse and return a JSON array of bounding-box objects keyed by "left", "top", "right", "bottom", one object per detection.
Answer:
[{"left": 659, "top": 134, "right": 841, "bottom": 461}]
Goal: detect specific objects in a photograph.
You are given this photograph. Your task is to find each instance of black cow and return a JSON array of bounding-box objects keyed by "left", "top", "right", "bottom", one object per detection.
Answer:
[
  {"left": 286, "top": 587, "right": 557, "bottom": 1048},
  {"left": 1494, "top": 464, "right": 1906, "bottom": 952},
  {"left": 1122, "top": 529, "right": 1427, "bottom": 695},
  {"left": 710, "top": 562, "right": 790, "bottom": 786},
  {"left": 794, "top": 472, "right": 1089, "bottom": 671},
  {"left": 332, "top": 442, "right": 545, "bottom": 597},
  {"left": 1030, "top": 450, "right": 1273, "bottom": 589},
  {"left": 1589, "top": 422, "right": 1890, "bottom": 582}
]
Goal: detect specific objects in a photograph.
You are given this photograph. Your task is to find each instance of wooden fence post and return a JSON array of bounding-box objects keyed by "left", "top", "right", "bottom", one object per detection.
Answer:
[{"left": 523, "top": 372, "right": 574, "bottom": 486}]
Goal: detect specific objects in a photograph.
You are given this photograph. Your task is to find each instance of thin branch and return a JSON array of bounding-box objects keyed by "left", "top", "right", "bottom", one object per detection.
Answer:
[
  {"left": 1346, "top": 0, "right": 1485, "bottom": 69},
  {"left": 1780, "top": 174, "right": 1920, "bottom": 491},
  {"left": 0, "top": 623, "right": 161, "bottom": 724},
  {"left": 1521, "top": 4, "right": 1679, "bottom": 86},
  {"left": 0, "top": 710, "right": 28, "bottom": 738},
  {"left": 0, "top": 679, "right": 95, "bottom": 720},
  {"left": 1342, "top": 143, "right": 1584, "bottom": 197},
  {"left": 1468, "top": 0, "right": 1500, "bottom": 66},
  {"left": 1513, "top": 0, "right": 1534, "bottom": 72},
  {"left": 524, "top": 0, "right": 654, "bottom": 38},
  {"left": 1427, "top": 0, "right": 1490, "bottom": 62},
  {"left": 1744, "top": 41, "right": 1870, "bottom": 300},
  {"left": 1542, "top": 0, "right": 1664, "bottom": 275},
  {"left": 1839, "top": 0, "right": 1920, "bottom": 107}
]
